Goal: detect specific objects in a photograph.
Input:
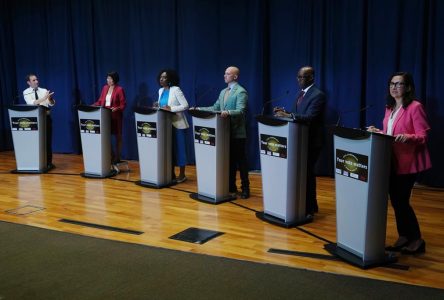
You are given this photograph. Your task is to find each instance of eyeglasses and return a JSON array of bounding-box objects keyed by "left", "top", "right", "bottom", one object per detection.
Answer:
[{"left": 389, "top": 81, "right": 405, "bottom": 88}]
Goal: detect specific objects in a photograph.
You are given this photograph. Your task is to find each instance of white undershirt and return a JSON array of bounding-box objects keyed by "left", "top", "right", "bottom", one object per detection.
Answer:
[
  {"left": 105, "top": 93, "right": 112, "bottom": 107},
  {"left": 387, "top": 106, "right": 401, "bottom": 135}
]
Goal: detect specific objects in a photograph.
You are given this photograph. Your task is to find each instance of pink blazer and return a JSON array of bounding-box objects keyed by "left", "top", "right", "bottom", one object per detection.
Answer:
[{"left": 382, "top": 100, "right": 432, "bottom": 174}]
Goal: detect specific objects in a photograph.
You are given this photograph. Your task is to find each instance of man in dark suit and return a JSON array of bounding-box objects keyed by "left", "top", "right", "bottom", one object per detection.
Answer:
[{"left": 274, "top": 66, "right": 326, "bottom": 217}]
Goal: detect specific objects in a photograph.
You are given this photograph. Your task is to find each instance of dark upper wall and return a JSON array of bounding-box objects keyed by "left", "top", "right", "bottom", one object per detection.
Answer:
[{"left": 1, "top": 0, "right": 443, "bottom": 186}]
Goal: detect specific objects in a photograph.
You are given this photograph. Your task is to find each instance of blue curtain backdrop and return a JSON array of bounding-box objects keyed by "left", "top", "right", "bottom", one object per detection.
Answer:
[{"left": 1, "top": 0, "right": 443, "bottom": 187}]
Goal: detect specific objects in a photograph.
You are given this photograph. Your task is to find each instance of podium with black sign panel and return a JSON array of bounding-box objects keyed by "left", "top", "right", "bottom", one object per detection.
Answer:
[
  {"left": 134, "top": 107, "right": 175, "bottom": 188},
  {"left": 8, "top": 105, "right": 49, "bottom": 173},
  {"left": 324, "top": 126, "right": 396, "bottom": 268},
  {"left": 189, "top": 110, "right": 235, "bottom": 204},
  {"left": 77, "top": 105, "right": 115, "bottom": 178},
  {"left": 255, "top": 115, "right": 310, "bottom": 227}
]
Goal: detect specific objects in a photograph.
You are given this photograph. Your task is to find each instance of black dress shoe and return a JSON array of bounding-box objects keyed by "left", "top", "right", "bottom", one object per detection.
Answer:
[
  {"left": 385, "top": 236, "right": 409, "bottom": 251},
  {"left": 401, "top": 239, "right": 426, "bottom": 255},
  {"left": 240, "top": 189, "right": 250, "bottom": 199}
]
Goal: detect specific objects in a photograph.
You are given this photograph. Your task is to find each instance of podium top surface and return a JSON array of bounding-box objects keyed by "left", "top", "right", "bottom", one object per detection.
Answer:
[
  {"left": 134, "top": 106, "right": 176, "bottom": 115},
  {"left": 256, "top": 114, "right": 308, "bottom": 126},
  {"left": 77, "top": 105, "right": 111, "bottom": 112},
  {"left": 8, "top": 105, "right": 48, "bottom": 112},
  {"left": 189, "top": 110, "right": 221, "bottom": 118},
  {"left": 333, "top": 126, "right": 394, "bottom": 140}
]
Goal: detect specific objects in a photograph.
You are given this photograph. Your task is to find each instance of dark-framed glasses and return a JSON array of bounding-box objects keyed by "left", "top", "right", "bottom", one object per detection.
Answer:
[{"left": 389, "top": 81, "right": 405, "bottom": 88}]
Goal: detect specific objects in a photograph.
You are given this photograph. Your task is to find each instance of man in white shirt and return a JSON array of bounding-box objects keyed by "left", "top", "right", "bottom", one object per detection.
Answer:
[{"left": 23, "top": 74, "right": 55, "bottom": 169}]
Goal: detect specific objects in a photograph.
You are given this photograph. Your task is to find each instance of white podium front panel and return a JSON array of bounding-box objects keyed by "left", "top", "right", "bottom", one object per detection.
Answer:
[
  {"left": 135, "top": 109, "right": 172, "bottom": 186},
  {"left": 258, "top": 120, "right": 307, "bottom": 223},
  {"left": 334, "top": 131, "right": 391, "bottom": 263},
  {"left": 78, "top": 107, "right": 111, "bottom": 176},
  {"left": 9, "top": 106, "right": 46, "bottom": 171},
  {"left": 193, "top": 114, "right": 230, "bottom": 201}
]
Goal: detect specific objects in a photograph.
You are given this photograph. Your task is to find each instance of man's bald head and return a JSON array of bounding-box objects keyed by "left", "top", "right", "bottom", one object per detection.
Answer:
[{"left": 224, "top": 66, "right": 240, "bottom": 84}]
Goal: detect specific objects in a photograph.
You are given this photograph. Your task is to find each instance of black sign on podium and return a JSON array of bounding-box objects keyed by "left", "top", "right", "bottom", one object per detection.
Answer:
[
  {"left": 325, "top": 126, "right": 397, "bottom": 269},
  {"left": 77, "top": 105, "right": 116, "bottom": 178},
  {"left": 8, "top": 105, "right": 50, "bottom": 173},
  {"left": 189, "top": 110, "right": 236, "bottom": 204},
  {"left": 134, "top": 107, "right": 176, "bottom": 188},
  {"left": 255, "top": 115, "right": 311, "bottom": 227}
]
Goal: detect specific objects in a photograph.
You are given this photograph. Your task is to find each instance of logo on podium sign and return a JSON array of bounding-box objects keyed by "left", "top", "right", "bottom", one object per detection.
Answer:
[
  {"left": 80, "top": 119, "right": 100, "bottom": 134},
  {"left": 137, "top": 121, "right": 157, "bottom": 138},
  {"left": 260, "top": 134, "right": 287, "bottom": 158},
  {"left": 11, "top": 117, "right": 38, "bottom": 131},
  {"left": 194, "top": 126, "right": 215, "bottom": 146},
  {"left": 335, "top": 149, "right": 368, "bottom": 182}
]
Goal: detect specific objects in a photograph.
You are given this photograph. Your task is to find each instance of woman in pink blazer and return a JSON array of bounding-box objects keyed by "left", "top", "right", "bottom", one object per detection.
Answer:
[
  {"left": 369, "top": 72, "right": 431, "bottom": 254},
  {"left": 93, "top": 71, "right": 126, "bottom": 168}
]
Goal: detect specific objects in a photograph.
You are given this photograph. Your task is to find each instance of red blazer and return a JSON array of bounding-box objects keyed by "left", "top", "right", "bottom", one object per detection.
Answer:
[
  {"left": 93, "top": 84, "right": 126, "bottom": 135},
  {"left": 382, "top": 100, "right": 432, "bottom": 174},
  {"left": 93, "top": 84, "right": 126, "bottom": 111}
]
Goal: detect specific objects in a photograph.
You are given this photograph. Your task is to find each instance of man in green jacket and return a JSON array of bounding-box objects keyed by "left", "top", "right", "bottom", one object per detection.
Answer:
[{"left": 196, "top": 66, "right": 250, "bottom": 198}]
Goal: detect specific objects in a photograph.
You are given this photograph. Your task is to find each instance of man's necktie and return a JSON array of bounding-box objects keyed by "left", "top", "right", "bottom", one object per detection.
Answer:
[
  {"left": 223, "top": 87, "right": 230, "bottom": 108},
  {"left": 296, "top": 90, "right": 305, "bottom": 106},
  {"left": 34, "top": 88, "right": 39, "bottom": 101}
]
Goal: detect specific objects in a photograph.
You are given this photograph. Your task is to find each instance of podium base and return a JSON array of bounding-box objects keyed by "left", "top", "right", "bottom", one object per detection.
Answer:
[
  {"left": 256, "top": 211, "right": 313, "bottom": 228},
  {"left": 135, "top": 180, "right": 176, "bottom": 189},
  {"left": 324, "top": 243, "right": 398, "bottom": 269},
  {"left": 190, "top": 192, "right": 237, "bottom": 205},
  {"left": 11, "top": 165, "right": 52, "bottom": 174},
  {"left": 80, "top": 170, "right": 117, "bottom": 179}
]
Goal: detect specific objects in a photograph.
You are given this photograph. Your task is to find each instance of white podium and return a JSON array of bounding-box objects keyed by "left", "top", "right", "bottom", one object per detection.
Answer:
[
  {"left": 325, "top": 126, "right": 396, "bottom": 268},
  {"left": 134, "top": 107, "right": 175, "bottom": 188},
  {"left": 77, "top": 105, "right": 115, "bottom": 178},
  {"left": 9, "top": 105, "right": 49, "bottom": 173},
  {"left": 255, "top": 115, "right": 311, "bottom": 227},
  {"left": 189, "top": 110, "right": 235, "bottom": 204}
]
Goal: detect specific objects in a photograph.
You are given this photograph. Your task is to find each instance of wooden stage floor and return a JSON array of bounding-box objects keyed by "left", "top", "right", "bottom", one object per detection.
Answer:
[{"left": 1, "top": 151, "right": 443, "bottom": 289}]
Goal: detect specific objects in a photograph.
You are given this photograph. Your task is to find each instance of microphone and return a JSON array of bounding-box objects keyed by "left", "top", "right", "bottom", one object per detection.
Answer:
[
  {"left": 336, "top": 104, "right": 374, "bottom": 126},
  {"left": 194, "top": 86, "right": 215, "bottom": 108},
  {"left": 261, "top": 90, "right": 290, "bottom": 115}
]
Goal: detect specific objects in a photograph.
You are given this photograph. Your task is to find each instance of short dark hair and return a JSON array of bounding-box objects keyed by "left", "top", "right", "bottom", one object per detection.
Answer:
[
  {"left": 157, "top": 69, "right": 180, "bottom": 87},
  {"left": 107, "top": 71, "right": 120, "bottom": 84},
  {"left": 25, "top": 73, "right": 37, "bottom": 82},
  {"left": 386, "top": 72, "right": 416, "bottom": 109}
]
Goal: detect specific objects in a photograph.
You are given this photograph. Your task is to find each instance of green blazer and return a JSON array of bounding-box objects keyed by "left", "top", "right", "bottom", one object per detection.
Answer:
[{"left": 200, "top": 83, "right": 248, "bottom": 138}]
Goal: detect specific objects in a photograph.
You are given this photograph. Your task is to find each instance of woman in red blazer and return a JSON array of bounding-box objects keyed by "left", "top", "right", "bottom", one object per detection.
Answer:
[
  {"left": 368, "top": 72, "right": 431, "bottom": 254},
  {"left": 93, "top": 71, "right": 126, "bottom": 168}
]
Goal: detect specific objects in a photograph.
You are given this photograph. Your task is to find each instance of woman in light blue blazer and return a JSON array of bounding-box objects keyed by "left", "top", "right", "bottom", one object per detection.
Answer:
[{"left": 156, "top": 69, "right": 189, "bottom": 182}]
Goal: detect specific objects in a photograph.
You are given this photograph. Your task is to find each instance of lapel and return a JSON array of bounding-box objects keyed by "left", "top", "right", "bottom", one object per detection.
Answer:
[
  {"left": 391, "top": 106, "right": 405, "bottom": 134},
  {"left": 167, "top": 87, "right": 173, "bottom": 106},
  {"left": 297, "top": 86, "right": 313, "bottom": 113}
]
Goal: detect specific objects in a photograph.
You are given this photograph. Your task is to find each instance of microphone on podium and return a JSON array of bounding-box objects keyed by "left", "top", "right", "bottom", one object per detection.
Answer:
[
  {"left": 261, "top": 90, "right": 290, "bottom": 115},
  {"left": 336, "top": 104, "right": 374, "bottom": 126}
]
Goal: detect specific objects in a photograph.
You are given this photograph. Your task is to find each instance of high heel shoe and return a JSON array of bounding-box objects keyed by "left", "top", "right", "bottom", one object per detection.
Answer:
[
  {"left": 385, "top": 236, "right": 409, "bottom": 251},
  {"left": 401, "top": 239, "right": 426, "bottom": 255}
]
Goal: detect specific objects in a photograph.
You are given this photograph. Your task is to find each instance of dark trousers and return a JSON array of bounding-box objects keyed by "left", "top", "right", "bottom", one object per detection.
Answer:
[
  {"left": 306, "top": 146, "right": 321, "bottom": 214},
  {"left": 46, "top": 115, "right": 53, "bottom": 164},
  {"left": 229, "top": 138, "right": 250, "bottom": 192},
  {"left": 389, "top": 172, "right": 421, "bottom": 240}
]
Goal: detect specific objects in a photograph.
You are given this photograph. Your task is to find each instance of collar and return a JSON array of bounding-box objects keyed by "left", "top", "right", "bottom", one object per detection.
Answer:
[
  {"left": 302, "top": 83, "right": 314, "bottom": 94},
  {"left": 228, "top": 82, "right": 237, "bottom": 90}
]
